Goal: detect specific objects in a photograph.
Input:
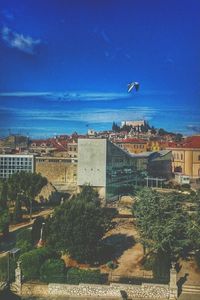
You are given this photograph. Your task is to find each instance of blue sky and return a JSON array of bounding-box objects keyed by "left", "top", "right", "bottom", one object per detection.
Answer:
[{"left": 0, "top": 0, "right": 200, "bottom": 137}]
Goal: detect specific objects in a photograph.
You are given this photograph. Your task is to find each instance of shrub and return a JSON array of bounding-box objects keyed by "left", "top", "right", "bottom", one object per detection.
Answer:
[
  {"left": 0, "top": 255, "right": 16, "bottom": 282},
  {"left": 195, "top": 250, "right": 200, "bottom": 269},
  {"left": 66, "top": 268, "right": 107, "bottom": 284},
  {"left": 20, "top": 247, "right": 58, "bottom": 281},
  {"left": 40, "top": 258, "right": 66, "bottom": 283},
  {"left": 181, "top": 184, "right": 191, "bottom": 189},
  {"left": 106, "top": 260, "right": 117, "bottom": 270},
  {"left": 152, "top": 250, "right": 170, "bottom": 281},
  {"left": 142, "top": 255, "right": 155, "bottom": 271},
  {"left": 16, "top": 228, "right": 33, "bottom": 254}
]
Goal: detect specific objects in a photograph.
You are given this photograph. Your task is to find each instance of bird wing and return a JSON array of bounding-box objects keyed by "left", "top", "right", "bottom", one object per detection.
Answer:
[
  {"left": 135, "top": 83, "right": 140, "bottom": 91},
  {"left": 127, "top": 83, "right": 134, "bottom": 93}
]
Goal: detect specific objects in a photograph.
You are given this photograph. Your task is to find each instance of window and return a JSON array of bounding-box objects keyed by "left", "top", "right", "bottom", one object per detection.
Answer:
[{"left": 198, "top": 155, "right": 200, "bottom": 161}]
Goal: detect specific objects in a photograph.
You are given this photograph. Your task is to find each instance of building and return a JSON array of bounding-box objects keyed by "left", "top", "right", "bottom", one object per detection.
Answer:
[
  {"left": 131, "top": 150, "right": 172, "bottom": 180},
  {"left": 0, "top": 154, "right": 35, "bottom": 179},
  {"left": 115, "top": 138, "right": 148, "bottom": 154},
  {"left": 35, "top": 156, "right": 77, "bottom": 192},
  {"left": 77, "top": 139, "right": 144, "bottom": 201},
  {"left": 167, "top": 136, "right": 200, "bottom": 179},
  {"left": 121, "top": 120, "right": 146, "bottom": 131}
]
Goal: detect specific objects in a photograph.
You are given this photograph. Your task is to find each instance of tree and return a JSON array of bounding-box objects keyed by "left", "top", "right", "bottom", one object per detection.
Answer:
[
  {"left": 0, "top": 181, "right": 9, "bottom": 239},
  {"left": 46, "top": 186, "right": 112, "bottom": 263},
  {"left": 13, "top": 195, "right": 23, "bottom": 224},
  {"left": 112, "top": 122, "right": 120, "bottom": 132},
  {"left": 0, "top": 181, "right": 8, "bottom": 210},
  {"left": 173, "top": 133, "right": 183, "bottom": 142},
  {"left": 0, "top": 210, "right": 9, "bottom": 238},
  {"left": 8, "top": 172, "right": 47, "bottom": 220},
  {"left": 133, "top": 189, "right": 191, "bottom": 261}
]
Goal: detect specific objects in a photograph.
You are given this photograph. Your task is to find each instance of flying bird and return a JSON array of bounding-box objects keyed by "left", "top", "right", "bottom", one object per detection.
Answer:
[{"left": 127, "top": 81, "right": 140, "bottom": 93}]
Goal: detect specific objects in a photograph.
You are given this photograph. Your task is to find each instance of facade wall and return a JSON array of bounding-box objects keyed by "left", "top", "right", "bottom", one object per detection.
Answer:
[
  {"left": 35, "top": 157, "right": 77, "bottom": 190},
  {"left": 77, "top": 139, "right": 140, "bottom": 201},
  {"left": 106, "top": 142, "right": 138, "bottom": 200},
  {"left": 77, "top": 139, "right": 107, "bottom": 187},
  {"left": 117, "top": 142, "right": 147, "bottom": 154},
  {"left": 148, "top": 151, "right": 172, "bottom": 179},
  {"left": 171, "top": 149, "right": 200, "bottom": 178},
  {"left": 0, "top": 154, "right": 34, "bottom": 179}
]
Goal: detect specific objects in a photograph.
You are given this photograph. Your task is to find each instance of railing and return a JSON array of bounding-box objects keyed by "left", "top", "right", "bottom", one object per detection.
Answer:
[{"left": 109, "top": 273, "right": 169, "bottom": 285}]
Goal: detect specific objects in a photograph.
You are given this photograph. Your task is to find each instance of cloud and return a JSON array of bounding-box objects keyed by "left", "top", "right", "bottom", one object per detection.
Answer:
[
  {"left": 4, "top": 106, "right": 158, "bottom": 124},
  {"left": 186, "top": 124, "right": 200, "bottom": 133},
  {"left": 1, "top": 26, "right": 41, "bottom": 54},
  {"left": 0, "top": 92, "right": 51, "bottom": 97},
  {"left": 0, "top": 91, "right": 129, "bottom": 101}
]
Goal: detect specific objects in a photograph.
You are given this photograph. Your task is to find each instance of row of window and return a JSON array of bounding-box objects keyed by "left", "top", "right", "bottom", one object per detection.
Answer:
[
  {"left": 173, "top": 153, "right": 184, "bottom": 160},
  {"left": 173, "top": 153, "right": 200, "bottom": 161},
  {"left": 0, "top": 157, "right": 32, "bottom": 161}
]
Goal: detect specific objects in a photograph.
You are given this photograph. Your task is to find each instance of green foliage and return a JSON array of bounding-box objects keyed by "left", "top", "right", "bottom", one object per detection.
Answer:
[
  {"left": 0, "top": 255, "right": 8, "bottom": 281},
  {"left": 106, "top": 260, "right": 117, "bottom": 270},
  {"left": 0, "top": 209, "right": 9, "bottom": 237},
  {"left": 12, "top": 196, "right": 23, "bottom": 224},
  {"left": 40, "top": 258, "right": 66, "bottom": 283},
  {"left": 112, "top": 122, "right": 120, "bottom": 132},
  {"left": 0, "top": 181, "right": 9, "bottom": 240},
  {"left": 195, "top": 250, "right": 200, "bottom": 269},
  {"left": 16, "top": 229, "right": 32, "bottom": 253},
  {"left": 0, "top": 181, "right": 8, "bottom": 210},
  {"left": 133, "top": 189, "right": 191, "bottom": 260},
  {"left": 66, "top": 268, "right": 107, "bottom": 284},
  {"left": 20, "top": 247, "right": 58, "bottom": 280},
  {"left": 46, "top": 186, "right": 112, "bottom": 263},
  {"left": 8, "top": 171, "right": 47, "bottom": 201},
  {"left": 152, "top": 250, "right": 170, "bottom": 280},
  {"left": 0, "top": 255, "right": 16, "bottom": 282}
]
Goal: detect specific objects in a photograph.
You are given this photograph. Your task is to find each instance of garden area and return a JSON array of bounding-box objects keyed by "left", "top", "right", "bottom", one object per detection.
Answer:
[{"left": 1, "top": 178, "right": 200, "bottom": 286}]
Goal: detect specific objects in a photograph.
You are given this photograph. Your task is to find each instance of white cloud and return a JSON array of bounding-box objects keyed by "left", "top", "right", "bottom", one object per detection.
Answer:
[{"left": 1, "top": 26, "right": 41, "bottom": 54}]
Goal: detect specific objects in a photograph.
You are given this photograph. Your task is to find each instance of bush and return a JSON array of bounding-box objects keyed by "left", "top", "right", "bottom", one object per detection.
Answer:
[
  {"left": 181, "top": 184, "right": 191, "bottom": 189},
  {"left": 66, "top": 268, "right": 107, "bottom": 284},
  {"left": 142, "top": 255, "right": 155, "bottom": 271},
  {"left": 106, "top": 260, "right": 117, "bottom": 270},
  {"left": 40, "top": 258, "right": 66, "bottom": 283},
  {"left": 152, "top": 250, "right": 170, "bottom": 281},
  {"left": 20, "top": 247, "right": 58, "bottom": 281},
  {"left": 16, "top": 228, "right": 33, "bottom": 254},
  {"left": 195, "top": 250, "right": 200, "bottom": 269},
  {"left": 0, "top": 255, "right": 16, "bottom": 282}
]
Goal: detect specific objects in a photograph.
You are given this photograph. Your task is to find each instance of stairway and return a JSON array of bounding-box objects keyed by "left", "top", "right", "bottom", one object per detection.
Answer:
[{"left": 182, "top": 284, "right": 200, "bottom": 295}]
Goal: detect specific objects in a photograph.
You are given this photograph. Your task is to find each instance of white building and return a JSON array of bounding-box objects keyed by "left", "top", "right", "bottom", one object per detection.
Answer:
[{"left": 0, "top": 154, "right": 35, "bottom": 179}]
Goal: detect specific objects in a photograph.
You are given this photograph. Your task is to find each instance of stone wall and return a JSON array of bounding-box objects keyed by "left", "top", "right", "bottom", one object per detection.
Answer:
[
  {"left": 48, "top": 283, "right": 122, "bottom": 298},
  {"left": 46, "top": 282, "right": 170, "bottom": 299},
  {"left": 111, "top": 283, "right": 170, "bottom": 299},
  {"left": 36, "top": 157, "right": 77, "bottom": 192},
  {"left": 22, "top": 283, "right": 48, "bottom": 297}
]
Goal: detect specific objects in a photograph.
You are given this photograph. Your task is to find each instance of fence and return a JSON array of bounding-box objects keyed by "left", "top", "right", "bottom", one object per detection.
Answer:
[{"left": 110, "top": 273, "right": 169, "bottom": 285}]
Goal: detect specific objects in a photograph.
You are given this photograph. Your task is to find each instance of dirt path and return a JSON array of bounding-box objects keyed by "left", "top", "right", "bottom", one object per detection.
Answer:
[{"left": 102, "top": 218, "right": 152, "bottom": 277}]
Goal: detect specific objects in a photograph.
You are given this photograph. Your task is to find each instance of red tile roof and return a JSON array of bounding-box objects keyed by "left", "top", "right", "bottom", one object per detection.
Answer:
[
  {"left": 115, "top": 138, "right": 147, "bottom": 144},
  {"left": 167, "top": 136, "right": 200, "bottom": 149}
]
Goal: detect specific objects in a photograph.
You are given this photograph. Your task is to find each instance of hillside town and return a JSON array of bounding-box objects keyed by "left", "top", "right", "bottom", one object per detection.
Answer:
[
  {"left": 0, "top": 121, "right": 200, "bottom": 299},
  {"left": 0, "top": 120, "right": 199, "bottom": 198}
]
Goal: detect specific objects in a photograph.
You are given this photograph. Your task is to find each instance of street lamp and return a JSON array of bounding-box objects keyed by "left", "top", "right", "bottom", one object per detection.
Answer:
[{"left": 37, "top": 222, "right": 45, "bottom": 248}]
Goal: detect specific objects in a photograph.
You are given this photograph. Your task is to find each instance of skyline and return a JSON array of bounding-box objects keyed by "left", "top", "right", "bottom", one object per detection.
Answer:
[{"left": 0, "top": 0, "right": 200, "bottom": 137}]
